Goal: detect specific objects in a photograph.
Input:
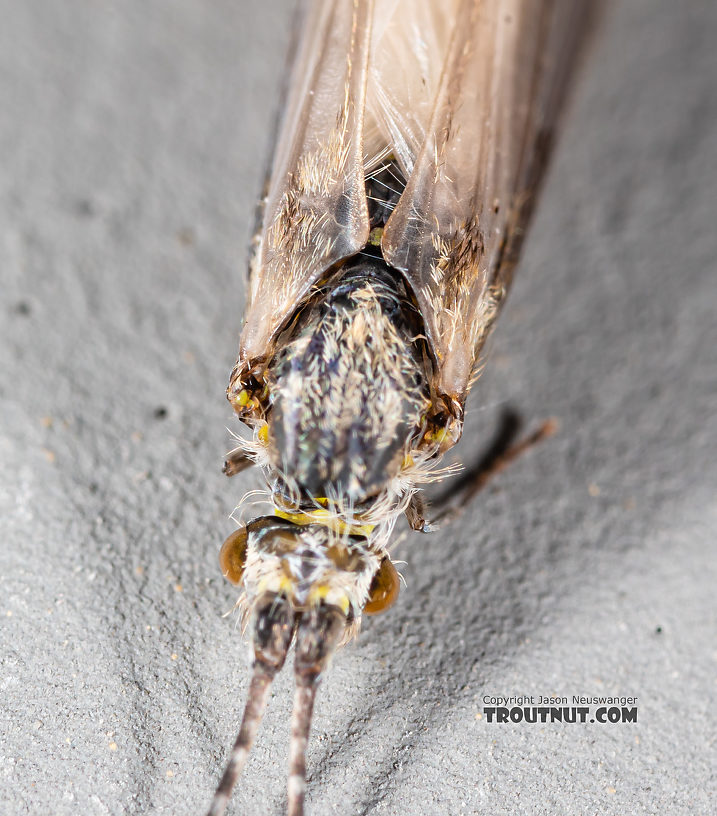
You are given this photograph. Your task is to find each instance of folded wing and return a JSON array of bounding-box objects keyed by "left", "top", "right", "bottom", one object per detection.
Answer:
[
  {"left": 381, "top": 0, "right": 592, "bottom": 403},
  {"left": 240, "top": 0, "right": 373, "bottom": 368},
  {"left": 240, "top": 0, "right": 591, "bottom": 414}
]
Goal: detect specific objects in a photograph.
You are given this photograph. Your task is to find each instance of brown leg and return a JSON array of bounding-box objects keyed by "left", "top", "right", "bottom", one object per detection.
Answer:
[
  {"left": 428, "top": 409, "right": 558, "bottom": 526},
  {"left": 405, "top": 492, "right": 432, "bottom": 533},
  {"left": 223, "top": 448, "right": 254, "bottom": 477}
]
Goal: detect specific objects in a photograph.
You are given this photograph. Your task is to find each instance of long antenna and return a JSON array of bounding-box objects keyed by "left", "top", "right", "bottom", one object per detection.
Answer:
[
  {"left": 286, "top": 604, "right": 346, "bottom": 816},
  {"left": 206, "top": 665, "right": 276, "bottom": 816},
  {"left": 206, "top": 591, "right": 295, "bottom": 816},
  {"left": 287, "top": 680, "right": 319, "bottom": 816}
]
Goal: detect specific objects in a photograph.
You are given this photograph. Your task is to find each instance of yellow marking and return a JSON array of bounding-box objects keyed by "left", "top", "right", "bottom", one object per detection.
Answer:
[
  {"left": 424, "top": 426, "right": 448, "bottom": 445},
  {"left": 402, "top": 453, "right": 415, "bottom": 469},
  {"left": 273, "top": 507, "right": 375, "bottom": 538},
  {"left": 258, "top": 425, "right": 269, "bottom": 445},
  {"left": 369, "top": 226, "right": 383, "bottom": 246},
  {"left": 236, "top": 389, "right": 250, "bottom": 407},
  {"left": 278, "top": 575, "right": 293, "bottom": 594},
  {"left": 257, "top": 575, "right": 293, "bottom": 597},
  {"left": 309, "top": 585, "right": 350, "bottom": 615}
]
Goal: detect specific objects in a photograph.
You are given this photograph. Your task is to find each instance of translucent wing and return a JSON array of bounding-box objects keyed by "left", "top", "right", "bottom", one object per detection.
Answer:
[
  {"left": 363, "top": 0, "right": 461, "bottom": 177},
  {"left": 239, "top": 0, "right": 373, "bottom": 370},
  {"left": 381, "top": 0, "right": 593, "bottom": 404}
]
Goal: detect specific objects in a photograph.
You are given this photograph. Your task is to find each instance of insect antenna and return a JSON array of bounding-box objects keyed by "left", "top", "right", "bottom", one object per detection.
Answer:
[
  {"left": 206, "top": 666, "right": 275, "bottom": 816},
  {"left": 207, "top": 593, "right": 296, "bottom": 816},
  {"left": 287, "top": 681, "right": 318, "bottom": 816},
  {"left": 286, "top": 603, "right": 347, "bottom": 816}
]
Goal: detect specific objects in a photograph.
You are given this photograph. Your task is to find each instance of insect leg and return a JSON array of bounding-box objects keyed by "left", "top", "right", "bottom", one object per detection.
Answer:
[
  {"left": 223, "top": 448, "right": 255, "bottom": 477},
  {"left": 405, "top": 492, "right": 432, "bottom": 533},
  {"left": 429, "top": 412, "right": 558, "bottom": 526}
]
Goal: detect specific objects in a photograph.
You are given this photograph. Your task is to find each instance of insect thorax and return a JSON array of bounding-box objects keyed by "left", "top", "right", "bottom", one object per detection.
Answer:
[{"left": 266, "top": 256, "right": 430, "bottom": 510}]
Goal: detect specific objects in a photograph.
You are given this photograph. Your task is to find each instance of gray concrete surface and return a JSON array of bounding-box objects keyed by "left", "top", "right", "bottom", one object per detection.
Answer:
[{"left": 1, "top": 2, "right": 716, "bottom": 814}]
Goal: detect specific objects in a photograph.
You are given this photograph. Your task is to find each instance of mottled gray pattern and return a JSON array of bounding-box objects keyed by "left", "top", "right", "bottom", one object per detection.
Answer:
[
  {"left": 268, "top": 260, "right": 427, "bottom": 503},
  {"left": 1, "top": 2, "right": 716, "bottom": 815}
]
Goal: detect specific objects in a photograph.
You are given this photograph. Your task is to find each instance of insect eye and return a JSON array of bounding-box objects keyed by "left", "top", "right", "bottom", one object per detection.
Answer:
[
  {"left": 364, "top": 556, "right": 400, "bottom": 615},
  {"left": 219, "top": 526, "right": 248, "bottom": 585}
]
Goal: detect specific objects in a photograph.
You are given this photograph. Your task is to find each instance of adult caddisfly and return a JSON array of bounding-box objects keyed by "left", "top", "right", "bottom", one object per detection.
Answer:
[{"left": 207, "top": 1, "right": 594, "bottom": 813}]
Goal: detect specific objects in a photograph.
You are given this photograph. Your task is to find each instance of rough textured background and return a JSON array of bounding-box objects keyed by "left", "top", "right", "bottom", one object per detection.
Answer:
[{"left": 1, "top": 2, "right": 716, "bottom": 815}]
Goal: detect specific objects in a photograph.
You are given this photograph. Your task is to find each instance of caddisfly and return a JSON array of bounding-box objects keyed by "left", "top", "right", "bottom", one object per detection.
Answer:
[{"left": 207, "top": 1, "right": 594, "bottom": 813}]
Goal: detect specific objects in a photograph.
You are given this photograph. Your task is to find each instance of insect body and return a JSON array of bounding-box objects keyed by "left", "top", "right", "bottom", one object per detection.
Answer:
[{"left": 208, "top": 1, "right": 592, "bottom": 813}]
